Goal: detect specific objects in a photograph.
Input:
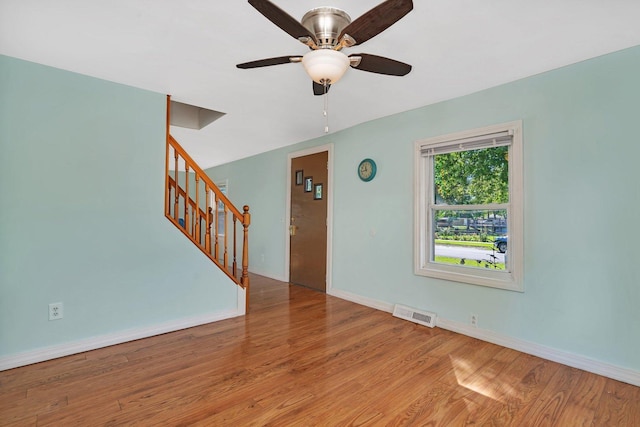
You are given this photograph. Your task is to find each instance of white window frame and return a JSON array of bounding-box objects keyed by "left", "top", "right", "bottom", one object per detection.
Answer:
[
  {"left": 414, "top": 121, "right": 524, "bottom": 291},
  {"left": 213, "top": 179, "right": 228, "bottom": 237}
]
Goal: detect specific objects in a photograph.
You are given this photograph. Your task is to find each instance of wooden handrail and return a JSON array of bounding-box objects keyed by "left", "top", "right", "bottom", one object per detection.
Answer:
[
  {"left": 168, "top": 134, "right": 242, "bottom": 219},
  {"left": 164, "top": 96, "right": 250, "bottom": 304}
]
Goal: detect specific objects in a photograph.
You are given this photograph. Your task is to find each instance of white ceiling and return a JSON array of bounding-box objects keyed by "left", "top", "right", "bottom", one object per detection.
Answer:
[{"left": 2, "top": 0, "right": 640, "bottom": 168}]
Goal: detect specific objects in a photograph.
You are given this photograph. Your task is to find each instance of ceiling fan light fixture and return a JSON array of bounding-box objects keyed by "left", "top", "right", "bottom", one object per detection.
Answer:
[{"left": 301, "top": 49, "right": 349, "bottom": 85}]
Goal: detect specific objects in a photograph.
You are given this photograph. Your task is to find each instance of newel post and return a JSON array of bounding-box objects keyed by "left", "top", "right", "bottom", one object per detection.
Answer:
[{"left": 242, "top": 205, "right": 251, "bottom": 312}]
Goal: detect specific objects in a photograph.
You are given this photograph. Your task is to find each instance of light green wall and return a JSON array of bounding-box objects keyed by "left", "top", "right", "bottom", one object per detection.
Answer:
[
  {"left": 208, "top": 45, "right": 640, "bottom": 371},
  {"left": 0, "top": 55, "right": 238, "bottom": 358},
  {"left": 209, "top": 149, "right": 288, "bottom": 279}
]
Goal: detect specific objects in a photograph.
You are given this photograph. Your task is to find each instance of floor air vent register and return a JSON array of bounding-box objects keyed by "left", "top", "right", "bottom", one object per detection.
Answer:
[{"left": 392, "top": 304, "right": 437, "bottom": 328}]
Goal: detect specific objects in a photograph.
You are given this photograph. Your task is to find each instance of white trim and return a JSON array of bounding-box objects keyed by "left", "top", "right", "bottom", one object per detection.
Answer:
[
  {"left": 327, "top": 290, "right": 640, "bottom": 387},
  {"left": 285, "top": 144, "right": 334, "bottom": 292},
  {"left": 435, "top": 318, "right": 640, "bottom": 387},
  {"left": 5, "top": 287, "right": 638, "bottom": 387},
  {"left": 327, "top": 288, "right": 395, "bottom": 313},
  {"left": 0, "top": 308, "right": 243, "bottom": 372},
  {"left": 248, "top": 268, "right": 288, "bottom": 283}
]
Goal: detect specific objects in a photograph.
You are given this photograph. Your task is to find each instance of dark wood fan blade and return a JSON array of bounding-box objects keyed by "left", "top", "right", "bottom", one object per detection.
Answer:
[
  {"left": 313, "top": 81, "right": 331, "bottom": 96},
  {"left": 339, "top": 0, "right": 413, "bottom": 46},
  {"left": 248, "top": 0, "right": 317, "bottom": 44},
  {"left": 236, "top": 56, "right": 302, "bottom": 69},
  {"left": 349, "top": 53, "right": 412, "bottom": 76}
]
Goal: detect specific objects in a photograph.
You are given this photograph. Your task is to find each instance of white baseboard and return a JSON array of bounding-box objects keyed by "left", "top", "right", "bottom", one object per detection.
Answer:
[
  {"left": 329, "top": 289, "right": 640, "bottom": 387},
  {"left": 5, "top": 287, "right": 639, "bottom": 388},
  {"left": 435, "top": 317, "right": 640, "bottom": 387},
  {"left": 0, "top": 308, "right": 243, "bottom": 372},
  {"left": 328, "top": 288, "right": 395, "bottom": 312},
  {"left": 248, "top": 268, "right": 287, "bottom": 283}
]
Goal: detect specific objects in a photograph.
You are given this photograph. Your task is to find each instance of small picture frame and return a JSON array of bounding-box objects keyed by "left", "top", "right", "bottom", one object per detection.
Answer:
[
  {"left": 304, "top": 177, "right": 313, "bottom": 192},
  {"left": 295, "top": 170, "right": 303, "bottom": 186},
  {"left": 314, "top": 183, "right": 323, "bottom": 200}
]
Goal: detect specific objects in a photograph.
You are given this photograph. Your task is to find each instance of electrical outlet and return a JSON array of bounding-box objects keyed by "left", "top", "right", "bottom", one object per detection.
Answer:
[
  {"left": 470, "top": 313, "right": 478, "bottom": 327},
  {"left": 49, "top": 302, "right": 64, "bottom": 321}
]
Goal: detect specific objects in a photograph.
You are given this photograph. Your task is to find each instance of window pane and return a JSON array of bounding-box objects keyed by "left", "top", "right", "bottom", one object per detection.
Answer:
[
  {"left": 434, "top": 146, "right": 508, "bottom": 205},
  {"left": 215, "top": 182, "right": 227, "bottom": 236},
  {"left": 217, "top": 211, "right": 225, "bottom": 235},
  {"left": 433, "top": 209, "right": 508, "bottom": 271}
]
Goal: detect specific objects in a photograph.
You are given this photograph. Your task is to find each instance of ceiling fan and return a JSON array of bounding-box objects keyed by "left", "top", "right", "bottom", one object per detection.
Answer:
[{"left": 237, "top": 0, "right": 414, "bottom": 95}]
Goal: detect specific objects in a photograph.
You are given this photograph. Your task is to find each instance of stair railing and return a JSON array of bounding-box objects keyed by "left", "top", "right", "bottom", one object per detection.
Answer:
[{"left": 164, "top": 97, "right": 250, "bottom": 308}]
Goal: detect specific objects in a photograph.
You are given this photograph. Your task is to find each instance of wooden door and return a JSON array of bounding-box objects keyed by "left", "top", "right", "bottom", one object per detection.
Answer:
[{"left": 290, "top": 151, "right": 328, "bottom": 292}]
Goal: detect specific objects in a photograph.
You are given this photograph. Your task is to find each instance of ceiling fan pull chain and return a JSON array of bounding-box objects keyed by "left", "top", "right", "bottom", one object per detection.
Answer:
[{"left": 323, "top": 82, "right": 329, "bottom": 133}]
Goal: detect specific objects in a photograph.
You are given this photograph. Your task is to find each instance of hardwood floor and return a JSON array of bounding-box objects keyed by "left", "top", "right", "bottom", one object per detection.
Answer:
[{"left": 1, "top": 274, "right": 638, "bottom": 426}]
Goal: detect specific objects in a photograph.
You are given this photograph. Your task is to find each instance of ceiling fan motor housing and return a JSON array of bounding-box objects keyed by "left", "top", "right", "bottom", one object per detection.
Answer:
[{"left": 301, "top": 7, "right": 351, "bottom": 48}]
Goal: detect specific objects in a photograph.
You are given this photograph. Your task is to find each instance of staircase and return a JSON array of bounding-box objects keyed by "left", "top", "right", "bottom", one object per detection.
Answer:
[{"left": 164, "top": 96, "right": 250, "bottom": 311}]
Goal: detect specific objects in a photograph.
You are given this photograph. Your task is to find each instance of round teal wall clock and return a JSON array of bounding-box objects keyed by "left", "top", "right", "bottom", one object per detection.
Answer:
[{"left": 357, "top": 158, "right": 377, "bottom": 182}]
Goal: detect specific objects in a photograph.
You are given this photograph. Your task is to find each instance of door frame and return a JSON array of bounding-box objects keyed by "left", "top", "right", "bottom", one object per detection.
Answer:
[{"left": 284, "top": 143, "right": 334, "bottom": 292}]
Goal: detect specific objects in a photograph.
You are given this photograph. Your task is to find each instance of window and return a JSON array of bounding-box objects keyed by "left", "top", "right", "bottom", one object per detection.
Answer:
[
  {"left": 214, "top": 180, "right": 228, "bottom": 237},
  {"left": 414, "top": 121, "right": 523, "bottom": 291}
]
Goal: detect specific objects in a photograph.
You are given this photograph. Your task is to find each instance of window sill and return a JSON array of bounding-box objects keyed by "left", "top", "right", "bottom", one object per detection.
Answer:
[{"left": 415, "top": 262, "right": 523, "bottom": 292}]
